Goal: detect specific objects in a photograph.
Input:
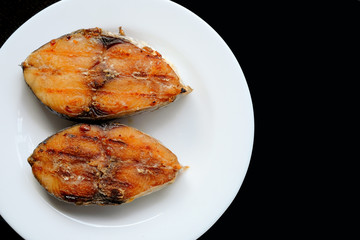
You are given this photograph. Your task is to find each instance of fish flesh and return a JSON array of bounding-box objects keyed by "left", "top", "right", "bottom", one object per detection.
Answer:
[
  {"left": 22, "top": 27, "right": 192, "bottom": 120},
  {"left": 28, "top": 123, "right": 183, "bottom": 205}
]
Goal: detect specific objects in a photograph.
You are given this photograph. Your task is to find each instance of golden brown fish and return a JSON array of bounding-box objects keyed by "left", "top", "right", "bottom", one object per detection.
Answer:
[
  {"left": 28, "top": 123, "right": 183, "bottom": 205},
  {"left": 22, "top": 27, "right": 192, "bottom": 120}
]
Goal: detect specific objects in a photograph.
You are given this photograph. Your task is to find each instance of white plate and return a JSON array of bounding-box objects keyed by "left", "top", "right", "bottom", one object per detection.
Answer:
[{"left": 0, "top": 0, "right": 254, "bottom": 239}]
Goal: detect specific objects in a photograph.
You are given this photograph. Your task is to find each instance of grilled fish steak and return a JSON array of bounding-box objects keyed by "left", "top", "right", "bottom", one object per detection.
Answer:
[
  {"left": 22, "top": 27, "right": 192, "bottom": 120},
  {"left": 28, "top": 123, "right": 183, "bottom": 205}
]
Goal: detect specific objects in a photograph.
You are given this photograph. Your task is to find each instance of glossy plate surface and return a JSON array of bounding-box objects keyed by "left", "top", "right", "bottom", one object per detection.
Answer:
[{"left": 0, "top": 0, "right": 254, "bottom": 239}]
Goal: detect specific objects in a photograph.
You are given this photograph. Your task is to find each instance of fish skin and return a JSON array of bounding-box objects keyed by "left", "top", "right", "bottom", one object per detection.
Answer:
[
  {"left": 28, "top": 123, "right": 183, "bottom": 205},
  {"left": 22, "top": 27, "right": 192, "bottom": 121}
]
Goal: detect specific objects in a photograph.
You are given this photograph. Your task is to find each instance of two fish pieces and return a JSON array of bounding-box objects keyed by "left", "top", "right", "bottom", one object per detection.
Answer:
[{"left": 23, "top": 27, "right": 192, "bottom": 205}]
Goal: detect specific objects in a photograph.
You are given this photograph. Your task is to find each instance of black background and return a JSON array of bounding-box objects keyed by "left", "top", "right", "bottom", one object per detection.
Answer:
[{"left": 1, "top": 0, "right": 357, "bottom": 239}]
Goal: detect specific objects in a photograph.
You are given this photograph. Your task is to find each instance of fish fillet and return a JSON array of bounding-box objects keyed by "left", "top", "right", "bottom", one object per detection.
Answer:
[
  {"left": 22, "top": 27, "right": 192, "bottom": 120},
  {"left": 28, "top": 123, "right": 183, "bottom": 205}
]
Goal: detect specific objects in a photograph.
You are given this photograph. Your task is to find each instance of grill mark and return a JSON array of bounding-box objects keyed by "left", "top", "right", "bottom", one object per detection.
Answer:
[
  {"left": 105, "top": 52, "right": 163, "bottom": 60},
  {"left": 31, "top": 66, "right": 176, "bottom": 82},
  {"left": 43, "top": 88, "right": 89, "bottom": 94},
  {"left": 41, "top": 50, "right": 100, "bottom": 57},
  {"left": 94, "top": 74, "right": 177, "bottom": 84},
  {"left": 95, "top": 90, "right": 174, "bottom": 97},
  {"left": 63, "top": 132, "right": 100, "bottom": 143},
  {"left": 29, "top": 68, "right": 88, "bottom": 75},
  {"left": 45, "top": 148, "right": 100, "bottom": 161}
]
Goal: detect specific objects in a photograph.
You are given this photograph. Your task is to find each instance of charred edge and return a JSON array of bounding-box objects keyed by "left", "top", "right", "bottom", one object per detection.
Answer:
[
  {"left": 65, "top": 116, "right": 110, "bottom": 123},
  {"left": 100, "top": 36, "right": 127, "bottom": 49},
  {"left": 110, "top": 189, "right": 123, "bottom": 199},
  {"left": 180, "top": 87, "right": 187, "bottom": 93},
  {"left": 28, "top": 156, "right": 36, "bottom": 166},
  {"left": 79, "top": 105, "right": 110, "bottom": 120},
  {"left": 63, "top": 131, "right": 100, "bottom": 143},
  {"left": 20, "top": 61, "right": 29, "bottom": 70},
  {"left": 96, "top": 193, "right": 125, "bottom": 205},
  {"left": 99, "top": 199, "right": 125, "bottom": 205},
  {"left": 63, "top": 133, "right": 76, "bottom": 138},
  {"left": 59, "top": 192, "right": 94, "bottom": 205},
  {"left": 97, "top": 179, "right": 131, "bottom": 204},
  {"left": 75, "top": 28, "right": 102, "bottom": 39}
]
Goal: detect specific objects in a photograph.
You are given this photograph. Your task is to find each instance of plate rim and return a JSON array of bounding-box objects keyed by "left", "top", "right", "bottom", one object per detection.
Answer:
[{"left": 0, "top": 0, "right": 254, "bottom": 239}]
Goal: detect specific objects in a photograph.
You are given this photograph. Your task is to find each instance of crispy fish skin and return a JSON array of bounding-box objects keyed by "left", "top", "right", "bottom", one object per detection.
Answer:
[
  {"left": 28, "top": 123, "right": 183, "bottom": 205},
  {"left": 22, "top": 27, "right": 192, "bottom": 121}
]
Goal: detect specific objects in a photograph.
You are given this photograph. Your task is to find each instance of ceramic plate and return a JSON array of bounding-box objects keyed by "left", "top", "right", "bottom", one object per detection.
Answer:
[{"left": 0, "top": 0, "right": 254, "bottom": 239}]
